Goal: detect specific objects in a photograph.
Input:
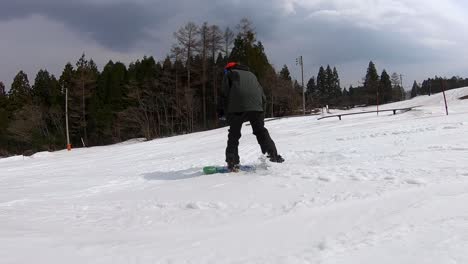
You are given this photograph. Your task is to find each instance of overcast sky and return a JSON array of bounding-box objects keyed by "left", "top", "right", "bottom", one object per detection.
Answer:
[{"left": 1, "top": 0, "right": 468, "bottom": 90}]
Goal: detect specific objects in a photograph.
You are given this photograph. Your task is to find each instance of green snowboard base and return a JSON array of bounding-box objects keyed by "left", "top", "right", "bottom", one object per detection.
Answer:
[{"left": 203, "top": 165, "right": 256, "bottom": 174}]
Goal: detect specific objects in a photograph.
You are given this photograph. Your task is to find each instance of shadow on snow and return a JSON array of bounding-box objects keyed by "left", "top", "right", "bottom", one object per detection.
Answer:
[{"left": 142, "top": 168, "right": 204, "bottom": 181}]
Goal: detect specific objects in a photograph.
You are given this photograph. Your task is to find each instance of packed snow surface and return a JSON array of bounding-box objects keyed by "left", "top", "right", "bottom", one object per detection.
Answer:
[{"left": 1, "top": 87, "right": 468, "bottom": 263}]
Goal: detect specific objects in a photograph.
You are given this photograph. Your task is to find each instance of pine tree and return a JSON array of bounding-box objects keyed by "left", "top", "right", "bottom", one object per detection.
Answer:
[
  {"left": 276, "top": 65, "right": 294, "bottom": 113},
  {"left": 325, "top": 65, "right": 334, "bottom": 104},
  {"left": 279, "top": 65, "right": 292, "bottom": 81},
  {"left": 90, "top": 60, "right": 128, "bottom": 144},
  {"left": 348, "top": 85, "right": 356, "bottom": 106},
  {"left": 420, "top": 79, "right": 429, "bottom": 95},
  {"left": 72, "top": 54, "right": 99, "bottom": 146},
  {"left": 380, "top": 70, "right": 392, "bottom": 103},
  {"left": 0, "top": 81, "right": 5, "bottom": 97},
  {"left": 0, "top": 81, "right": 6, "bottom": 119},
  {"left": 331, "top": 67, "right": 342, "bottom": 104},
  {"left": 229, "top": 19, "right": 271, "bottom": 80},
  {"left": 7, "top": 71, "right": 44, "bottom": 152},
  {"left": 306, "top": 77, "right": 316, "bottom": 95},
  {"left": 410, "top": 80, "right": 420, "bottom": 98},
  {"left": 306, "top": 77, "right": 318, "bottom": 108},
  {"left": 0, "top": 81, "right": 9, "bottom": 156},
  {"left": 226, "top": 20, "right": 279, "bottom": 117},
  {"left": 341, "top": 87, "right": 351, "bottom": 108},
  {"left": 60, "top": 63, "right": 74, "bottom": 90},
  {"left": 316, "top": 66, "right": 326, "bottom": 106},
  {"left": 31, "top": 69, "right": 64, "bottom": 149},
  {"left": 364, "top": 61, "right": 380, "bottom": 105},
  {"left": 390, "top": 72, "right": 400, "bottom": 88},
  {"left": 8, "top": 71, "right": 32, "bottom": 111},
  {"left": 131, "top": 56, "right": 158, "bottom": 135},
  {"left": 291, "top": 80, "right": 302, "bottom": 111},
  {"left": 6, "top": 71, "right": 40, "bottom": 153},
  {"left": 33, "top": 69, "right": 61, "bottom": 107},
  {"left": 293, "top": 80, "right": 302, "bottom": 94},
  {"left": 160, "top": 56, "right": 177, "bottom": 134}
]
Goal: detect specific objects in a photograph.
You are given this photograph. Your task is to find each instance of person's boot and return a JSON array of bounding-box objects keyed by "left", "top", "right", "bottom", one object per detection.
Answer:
[
  {"left": 227, "top": 162, "right": 240, "bottom": 172},
  {"left": 267, "top": 153, "right": 285, "bottom": 163}
]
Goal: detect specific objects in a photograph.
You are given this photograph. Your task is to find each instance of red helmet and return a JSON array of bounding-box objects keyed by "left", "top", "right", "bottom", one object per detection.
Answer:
[{"left": 225, "top": 62, "right": 237, "bottom": 69}]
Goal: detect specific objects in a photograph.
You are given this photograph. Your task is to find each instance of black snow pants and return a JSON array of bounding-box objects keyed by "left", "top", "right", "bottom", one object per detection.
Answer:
[{"left": 225, "top": 111, "right": 278, "bottom": 164}]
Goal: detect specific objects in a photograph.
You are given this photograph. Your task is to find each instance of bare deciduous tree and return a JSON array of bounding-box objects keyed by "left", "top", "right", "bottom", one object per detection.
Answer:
[
  {"left": 173, "top": 22, "right": 199, "bottom": 95},
  {"left": 223, "top": 26, "right": 235, "bottom": 58},
  {"left": 209, "top": 25, "right": 224, "bottom": 123},
  {"left": 199, "top": 22, "right": 209, "bottom": 129}
]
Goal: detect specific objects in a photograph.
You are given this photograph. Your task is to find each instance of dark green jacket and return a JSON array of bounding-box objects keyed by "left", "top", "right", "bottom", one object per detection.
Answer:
[{"left": 221, "top": 65, "right": 266, "bottom": 113}]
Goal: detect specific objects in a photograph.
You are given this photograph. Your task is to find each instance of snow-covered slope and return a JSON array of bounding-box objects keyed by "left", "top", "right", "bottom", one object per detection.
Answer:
[
  {"left": 1, "top": 87, "right": 468, "bottom": 264},
  {"left": 323, "top": 86, "right": 468, "bottom": 118}
]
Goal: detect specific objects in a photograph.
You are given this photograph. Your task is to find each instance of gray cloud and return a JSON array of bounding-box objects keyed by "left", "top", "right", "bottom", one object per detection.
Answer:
[
  {"left": 0, "top": 0, "right": 164, "bottom": 51},
  {"left": 288, "top": 19, "right": 438, "bottom": 64},
  {"left": 0, "top": 0, "right": 288, "bottom": 51}
]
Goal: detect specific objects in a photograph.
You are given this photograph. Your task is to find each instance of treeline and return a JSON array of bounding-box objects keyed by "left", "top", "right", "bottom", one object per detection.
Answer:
[
  {"left": 303, "top": 60, "right": 467, "bottom": 110},
  {"left": 0, "top": 19, "right": 304, "bottom": 156},
  {"left": 411, "top": 76, "right": 468, "bottom": 98},
  {"left": 304, "top": 61, "right": 406, "bottom": 109},
  {"left": 1, "top": 18, "right": 465, "bottom": 157}
]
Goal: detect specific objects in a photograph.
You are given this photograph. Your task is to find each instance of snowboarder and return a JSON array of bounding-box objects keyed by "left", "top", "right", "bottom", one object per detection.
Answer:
[{"left": 218, "top": 62, "right": 284, "bottom": 171}]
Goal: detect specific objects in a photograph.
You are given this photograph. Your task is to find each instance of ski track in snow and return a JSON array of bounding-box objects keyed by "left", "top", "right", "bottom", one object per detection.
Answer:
[{"left": 1, "top": 87, "right": 468, "bottom": 263}]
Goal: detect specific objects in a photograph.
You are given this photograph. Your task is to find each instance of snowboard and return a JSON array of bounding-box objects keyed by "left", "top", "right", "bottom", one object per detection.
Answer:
[{"left": 203, "top": 165, "right": 256, "bottom": 174}]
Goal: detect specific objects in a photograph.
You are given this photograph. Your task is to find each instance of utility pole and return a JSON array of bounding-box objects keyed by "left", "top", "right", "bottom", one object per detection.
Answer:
[
  {"left": 296, "top": 56, "right": 305, "bottom": 115},
  {"left": 65, "top": 84, "right": 71, "bottom": 151}
]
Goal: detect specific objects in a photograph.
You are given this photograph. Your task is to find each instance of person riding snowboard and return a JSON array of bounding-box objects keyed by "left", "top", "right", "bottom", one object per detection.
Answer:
[{"left": 219, "top": 62, "right": 284, "bottom": 171}]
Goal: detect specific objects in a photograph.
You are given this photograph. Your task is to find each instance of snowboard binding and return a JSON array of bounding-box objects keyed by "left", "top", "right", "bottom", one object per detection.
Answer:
[{"left": 228, "top": 163, "right": 240, "bottom": 172}]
